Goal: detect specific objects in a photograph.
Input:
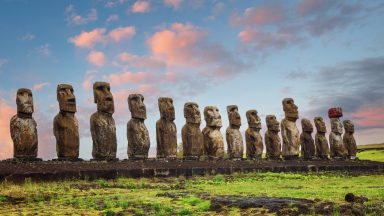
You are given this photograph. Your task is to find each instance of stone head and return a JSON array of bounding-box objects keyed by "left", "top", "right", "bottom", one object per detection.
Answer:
[
  {"left": 266, "top": 115, "right": 280, "bottom": 132},
  {"left": 301, "top": 118, "right": 313, "bottom": 133},
  {"left": 128, "top": 94, "right": 146, "bottom": 119},
  {"left": 246, "top": 109, "right": 261, "bottom": 129},
  {"left": 330, "top": 118, "right": 343, "bottom": 135},
  {"left": 16, "top": 88, "right": 34, "bottom": 115},
  {"left": 158, "top": 97, "right": 175, "bottom": 121},
  {"left": 343, "top": 120, "right": 354, "bottom": 133},
  {"left": 314, "top": 117, "right": 326, "bottom": 133},
  {"left": 57, "top": 84, "right": 76, "bottom": 113},
  {"left": 227, "top": 105, "right": 241, "bottom": 127},
  {"left": 184, "top": 102, "right": 201, "bottom": 124},
  {"left": 93, "top": 82, "right": 114, "bottom": 114},
  {"left": 204, "top": 106, "right": 222, "bottom": 127},
  {"left": 282, "top": 98, "right": 299, "bottom": 121}
]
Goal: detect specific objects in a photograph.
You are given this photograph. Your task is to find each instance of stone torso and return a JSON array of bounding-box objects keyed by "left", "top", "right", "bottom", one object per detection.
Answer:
[
  {"left": 91, "top": 112, "right": 117, "bottom": 159},
  {"left": 10, "top": 115, "right": 38, "bottom": 158},
  {"left": 245, "top": 128, "right": 263, "bottom": 158},
  {"left": 182, "top": 124, "right": 203, "bottom": 158},
  {"left": 54, "top": 113, "right": 79, "bottom": 158},
  {"left": 343, "top": 133, "right": 357, "bottom": 157},
  {"left": 329, "top": 132, "right": 347, "bottom": 158},
  {"left": 156, "top": 119, "right": 177, "bottom": 158},
  {"left": 315, "top": 133, "right": 329, "bottom": 157},
  {"left": 281, "top": 118, "right": 300, "bottom": 156},
  {"left": 264, "top": 130, "right": 281, "bottom": 158},
  {"left": 300, "top": 132, "right": 315, "bottom": 159},
  {"left": 127, "top": 118, "right": 150, "bottom": 159},
  {"left": 226, "top": 127, "right": 244, "bottom": 158},
  {"left": 202, "top": 127, "right": 224, "bottom": 159}
]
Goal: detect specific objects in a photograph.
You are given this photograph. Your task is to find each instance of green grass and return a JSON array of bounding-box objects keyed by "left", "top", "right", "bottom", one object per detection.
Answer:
[
  {"left": 0, "top": 172, "right": 383, "bottom": 215},
  {"left": 358, "top": 149, "right": 384, "bottom": 162},
  {"left": 358, "top": 143, "right": 384, "bottom": 150}
]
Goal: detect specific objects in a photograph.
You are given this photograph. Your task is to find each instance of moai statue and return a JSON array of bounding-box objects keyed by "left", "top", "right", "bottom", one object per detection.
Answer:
[
  {"left": 281, "top": 98, "right": 300, "bottom": 160},
  {"left": 265, "top": 115, "right": 281, "bottom": 160},
  {"left": 300, "top": 118, "right": 315, "bottom": 160},
  {"left": 343, "top": 120, "right": 357, "bottom": 159},
  {"left": 90, "top": 82, "right": 117, "bottom": 160},
  {"left": 328, "top": 107, "right": 347, "bottom": 159},
  {"left": 156, "top": 97, "right": 177, "bottom": 159},
  {"left": 127, "top": 94, "right": 150, "bottom": 160},
  {"left": 226, "top": 105, "right": 244, "bottom": 160},
  {"left": 245, "top": 110, "right": 263, "bottom": 159},
  {"left": 10, "top": 88, "right": 39, "bottom": 160},
  {"left": 181, "top": 102, "right": 203, "bottom": 160},
  {"left": 314, "top": 117, "right": 330, "bottom": 159},
  {"left": 202, "top": 106, "right": 224, "bottom": 159},
  {"left": 53, "top": 84, "right": 80, "bottom": 160}
]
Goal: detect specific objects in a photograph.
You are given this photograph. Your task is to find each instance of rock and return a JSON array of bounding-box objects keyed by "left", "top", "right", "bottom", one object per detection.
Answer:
[
  {"left": 300, "top": 118, "right": 315, "bottom": 159},
  {"left": 156, "top": 97, "right": 177, "bottom": 159},
  {"left": 343, "top": 120, "right": 357, "bottom": 159},
  {"left": 329, "top": 117, "right": 347, "bottom": 159},
  {"left": 181, "top": 102, "right": 203, "bottom": 160},
  {"left": 245, "top": 110, "right": 263, "bottom": 159},
  {"left": 226, "top": 105, "right": 244, "bottom": 159},
  {"left": 203, "top": 106, "right": 224, "bottom": 159},
  {"left": 314, "top": 117, "right": 329, "bottom": 159},
  {"left": 265, "top": 115, "right": 281, "bottom": 159},
  {"left": 281, "top": 98, "right": 300, "bottom": 159}
]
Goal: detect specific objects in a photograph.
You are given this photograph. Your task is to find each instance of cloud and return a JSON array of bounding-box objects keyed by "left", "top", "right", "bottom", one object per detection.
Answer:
[
  {"left": 21, "top": 33, "right": 35, "bottom": 41},
  {"left": 164, "top": 0, "right": 182, "bottom": 9},
  {"left": 118, "top": 52, "right": 165, "bottom": 69},
  {"left": 105, "top": 0, "right": 127, "bottom": 8},
  {"left": 0, "top": 59, "right": 8, "bottom": 67},
  {"left": 108, "top": 26, "right": 136, "bottom": 42},
  {"left": 87, "top": 50, "right": 106, "bottom": 67},
  {"left": 65, "top": 5, "right": 97, "bottom": 26},
  {"left": 105, "top": 71, "right": 152, "bottom": 86},
  {"left": 37, "top": 44, "right": 51, "bottom": 56},
  {"left": 106, "top": 14, "right": 119, "bottom": 23},
  {"left": 131, "top": 0, "right": 150, "bottom": 13},
  {"left": 207, "top": 2, "right": 225, "bottom": 20},
  {"left": 82, "top": 70, "right": 97, "bottom": 90},
  {"left": 32, "top": 82, "right": 50, "bottom": 91},
  {"left": 0, "top": 99, "right": 15, "bottom": 159}
]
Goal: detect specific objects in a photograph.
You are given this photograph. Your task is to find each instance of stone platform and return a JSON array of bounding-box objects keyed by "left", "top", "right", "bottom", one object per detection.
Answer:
[{"left": 0, "top": 159, "right": 382, "bottom": 182}]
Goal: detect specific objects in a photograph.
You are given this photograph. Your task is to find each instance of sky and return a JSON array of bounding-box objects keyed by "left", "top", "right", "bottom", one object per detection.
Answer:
[{"left": 0, "top": 0, "right": 383, "bottom": 160}]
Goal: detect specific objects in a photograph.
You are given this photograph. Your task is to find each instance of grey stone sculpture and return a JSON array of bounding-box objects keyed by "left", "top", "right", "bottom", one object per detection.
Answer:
[
  {"left": 245, "top": 110, "right": 263, "bottom": 159},
  {"left": 281, "top": 98, "right": 300, "bottom": 160},
  {"left": 265, "top": 115, "right": 281, "bottom": 160},
  {"left": 156, "top": 97, "right": 177, "bottom": 159},
  {"left": 181, "top": 102, "right": 203, "bottom": 160},
  {"left": 202, "top": 106, "right": 224, "bottom": 159}
]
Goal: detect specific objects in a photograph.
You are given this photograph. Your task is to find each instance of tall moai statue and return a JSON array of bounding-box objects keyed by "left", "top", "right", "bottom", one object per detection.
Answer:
[
  {"left": 156, "top": 97, "right": 177, "bottom": 159},
  {"left": 328, "top": 107, "right": 347, "bottom": 159},
  {"left": 265, "top": 115, "right": 281, "bottom": 160},
  {"left": 10, "top": 88, "right": 39, "bottom": 160},
  {"left": 127, "top": 94, "right": 150, "bottom": 160},
  {"left": 53, "top": 84, "right": 80, "bottom": 160},
  {"left": 245, "top": 110, "right": 263, "bottom": 159},
  {"left": 300, "top": 118, "right": 315, "bottom": 160},
  {"left": 90, "top": 82, "right": 117, "bottom": 160},
  {"left": 181, "top": 102, "right": 203, "bottom": 160},
  {"left": 226, "top": 105, "right": 244, "bottom": 160},
  {"left": 202, "top": 106, "right": 224, "bottom": 159},
  {"left": 314, "top": 117, "right": 329, "bottom": 159},
  {"left": 343, "top": 120, "right": 357, "bottom": 159},
  {"left": 281, "top": 98, "right": 300, "bottom": 160}
]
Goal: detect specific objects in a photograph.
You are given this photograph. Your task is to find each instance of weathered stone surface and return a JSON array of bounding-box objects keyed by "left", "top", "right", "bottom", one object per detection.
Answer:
[
  {"left": 226, "top": 105, "right": 244, "bottom": 159},
  {"left": 127, "top": 94, "right": 150, "bottom": 159},
  {"left": 202, "top": 106, "right": 224, "bottom": 159},
  {"left": 245, "top": 110, "right": 263, "bottom": 159},
  {"left": 343, "top": 120, "right": 357, "bottom": 159},
  {"left": 10, "top": 88, "right": 38, "bottom": 159},
  {"left": 281, "top": 98, "right": 300, "bottom": 159},
  {"left": 300, "top": 118, "right": 315, "bottom": 159},
  {"left": 265, "top": 115, "right": 281, "bottom": 159},
  {"left": 314, "top": 117, "right": 329, "bottom": 159},
  {"left": 53, "top": 84, "right": 79, "bottom": 159},
  {"left": 91, "top": 82, "right": 117, "bottom": 160},
  {"left": 181, "top": 102, "right": 203, "bottom": 160},
  {"left": 156, "top": 97, "right": 177, "bottom": 159},
  {"left": 329, "top": 118, "right": 347, "bottom": 159}
]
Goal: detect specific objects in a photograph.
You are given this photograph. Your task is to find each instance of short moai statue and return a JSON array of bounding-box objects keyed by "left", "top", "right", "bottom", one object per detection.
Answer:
[
  {"left": 265, "top": 115, "right": 281, "bottom": 160},
  {"left": 226, "top": 105, "right": 244, "bottom": 160},
  {"left": 156, "top": 97, "right": 177, "bottom": 159},
  {"left": 328, "top": 107, "right": 347, "bottom": 159},
  {"left": 245, "top": 110, "right": 263, "bottom": 159},
  {"left": 343, "top": 120, "right": 357, "bottom": 159},
  {"left": 181, "top": 102, "right": 203, "bottom": 160},
  {"left": 202, "top": 106, "right": 224, "bottom": 159},
  {"left": 127, "top": 94, "right": 150, "bottom": 160},
  {"left": 53, "top": 84, "right": 80, "bottom": 160},
  {"left": 90, "top": 82, "right": 117, "bottom": 160},
  {"left": 10, "top": 88, "right": 40, "bottom": 160},
  {"left": 281, "top": 98, "right": 300, "bottom": 160},
  {"left": 300, "top": 118, "right": 315, "bottom": 160},
  {"left": 314, "top": 117, "right": 329, "bottom": 159}
]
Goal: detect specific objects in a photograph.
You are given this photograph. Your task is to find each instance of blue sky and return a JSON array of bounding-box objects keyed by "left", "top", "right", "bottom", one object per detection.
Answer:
[{"left": 0, "top": 0, "right": 383, "bottom": 159}]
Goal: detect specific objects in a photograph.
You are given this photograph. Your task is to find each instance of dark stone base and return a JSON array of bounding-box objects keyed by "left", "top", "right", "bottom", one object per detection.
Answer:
[
  {"left": 53, "top": 157, "right": 83, "bottom": 162},
  {"left": 283, "top": 155, "right": 299, "bottom": 160},
  {"left": 5, "top": 158, "right": 43, "bottom": 163},
  {"left": 267, "top": 156, "right": 282, "bottom": 161},
  {"left": 91, "top": 158, "right": 119, "bottom": 162},
  {"left": 183, "top": 156, "right": 199, "bottom": 161},
  {"left": 128, "top": 155, "right": 148, "bottom": 161},
  {"left": 247, "top": 155, "right": 262, "bottom": 160}
]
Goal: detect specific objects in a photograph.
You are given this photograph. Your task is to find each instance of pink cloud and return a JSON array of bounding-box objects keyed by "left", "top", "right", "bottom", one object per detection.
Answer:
[
  {"left": 69, "top": 28, "right": 106, "bottom": 48},
  {"left": 82, "top": 71, "right": 96, "bottom": 90},
  {"left": 131, "top": 0, "right": 150, "bottom": 13},
  {"left": 0, "top": 99, "right": 15, "bottom": 159},
  {"left": 234, "top": 5, "right": 284, "bottom": 26},
  {"left": 108, "top": 26, "right": 136, "bottom": 42},
  {"left": 297, "top": 0, "right": 331, "bottom": 16},
  {"left": 164, "top": 0, "right": 182, "bottom": 9},
  {"left": 65, "top": 5, "right": 97, "bottom": 26},
  {"left": 239, "top": 28, "right": 301, "bottom": 49},
  {"left": 32, "top": 82, "right": 50, "bottom": 91},
  {"left": 118, "top": 52, "right": 165, "bottom": 69},
  {"left": 105, "top": 71, "right": 152, "bottom": 86},
  {"left": 351, "top": 107, "right": 384, "bottom": 127},
  {"left": 87, "top": 50, "right": 106, "bottom": 67},
  {"left": 106, "top": 14, "right": 119, "bottom": 23}
]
